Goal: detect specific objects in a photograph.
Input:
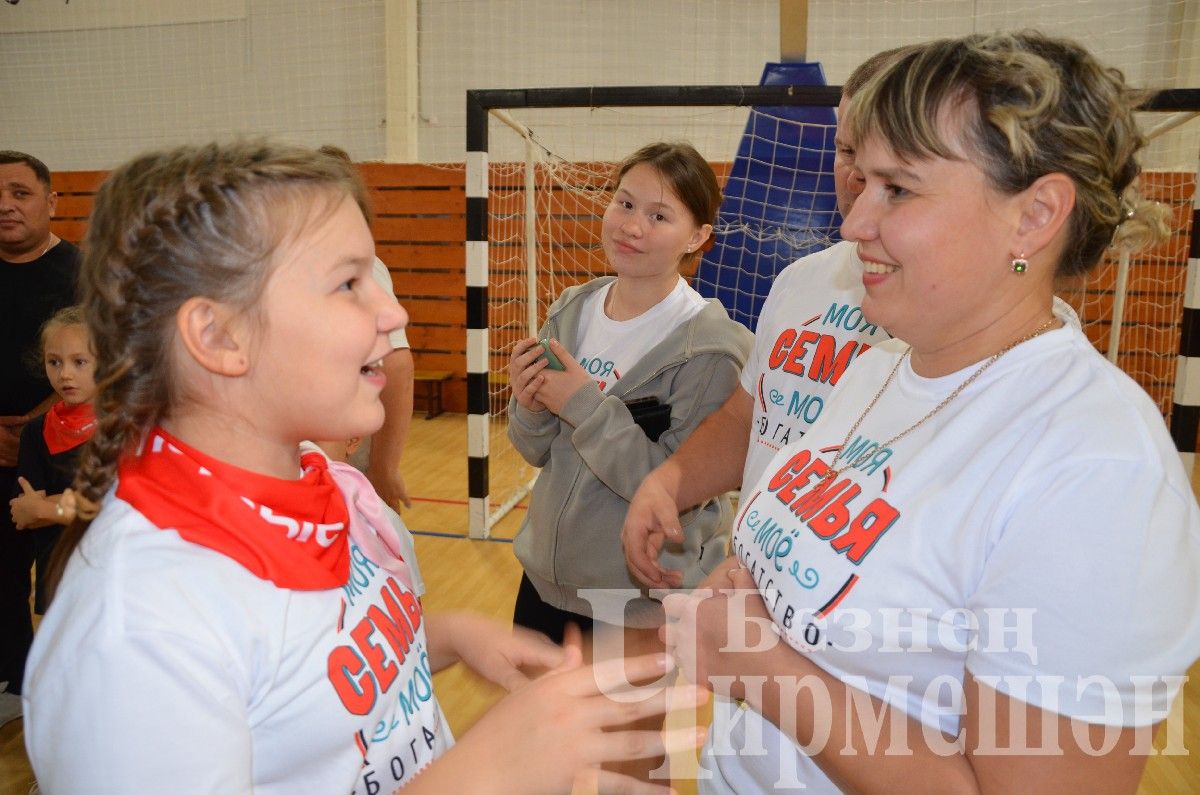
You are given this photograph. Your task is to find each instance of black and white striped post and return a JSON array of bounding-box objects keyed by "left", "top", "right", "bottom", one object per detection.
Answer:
[
  {"left": 460, "top": 86, "right": 841, "bottom": 539},
  {"left": 1170, "top": 164, "right": 1200, "bottom": 475},
  {"left": 465, "top": 90, "right": 490, "bottom": 538},
  {"left": 1140, "top": 89, "right": 1200, "bottom": 473}
]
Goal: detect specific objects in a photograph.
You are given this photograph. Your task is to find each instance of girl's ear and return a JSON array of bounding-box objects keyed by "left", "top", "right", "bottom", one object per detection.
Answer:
[
  {"left": 175, "top": 297, "right": 251, "bottom": 377},
  {"left": 688, "top": 223, "right": 713, "bottom": 254}
]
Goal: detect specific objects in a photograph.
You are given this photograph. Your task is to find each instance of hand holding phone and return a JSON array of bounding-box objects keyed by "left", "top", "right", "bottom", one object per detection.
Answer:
[{"left": 538, "top": 339, "right": 566, "bottom": 371}]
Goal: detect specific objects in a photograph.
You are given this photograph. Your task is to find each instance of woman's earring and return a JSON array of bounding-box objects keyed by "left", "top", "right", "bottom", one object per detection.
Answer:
[{"left": 1011, "top": 254, "right": 1028, "bottom": 274}]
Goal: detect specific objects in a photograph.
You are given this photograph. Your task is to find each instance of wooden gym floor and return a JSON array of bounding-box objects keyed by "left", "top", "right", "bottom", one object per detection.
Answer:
[{"left": 2, "top": 413, "right": 1198, "bottom": 793}]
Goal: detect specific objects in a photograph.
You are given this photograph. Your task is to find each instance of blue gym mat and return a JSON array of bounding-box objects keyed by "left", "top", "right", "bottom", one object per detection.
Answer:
[{"left": 695, "top": 62, "right": 840, "bottom": 332}]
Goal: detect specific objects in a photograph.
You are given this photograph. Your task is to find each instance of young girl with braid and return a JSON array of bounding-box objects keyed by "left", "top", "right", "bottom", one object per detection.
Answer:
[{"left": 22, "top": 141, "right": 704, "bottom": 795}]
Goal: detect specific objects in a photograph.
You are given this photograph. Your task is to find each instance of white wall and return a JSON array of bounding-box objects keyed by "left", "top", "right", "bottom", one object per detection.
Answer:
[
  {"left": 806, "top": 0, "right": 1198, "bottom": 169},
  {"left": 810, "top": 0, "right": 1186, "bottom": 87},
  {"left": 0, "top": 0, "right": 386, "bottom": 171},
  {"left": 0, "top": 0, "right": 1194, "bottom": 171},
  {"left": 418, "top": 0, "right": 1197, "bottom": 166},
  {"left": 415, "top": 0, "right": 781, "bottom": 162}
]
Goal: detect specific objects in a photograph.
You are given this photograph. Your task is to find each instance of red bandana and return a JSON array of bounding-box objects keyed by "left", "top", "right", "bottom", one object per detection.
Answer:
[
  {"left": 116, "top": 427, "right": 351, "bottom": 589},
  {"left": 42, "top": 401, "right": 97, "bottom": 455}
]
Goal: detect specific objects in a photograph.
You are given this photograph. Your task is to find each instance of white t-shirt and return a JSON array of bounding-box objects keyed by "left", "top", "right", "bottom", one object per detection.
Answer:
[
  {"left": 25, "top": 496, "right": 451, "bottom": 794},
  {"left": 735, "top": 243, "right": 1082, "bottom": 495},
  {"left": 574, "top": 277, "right": 707, "bottom": 392},
  {"left": 374, "top": 257, "right": 410, "bottom": 351},
  {"left": 738, "top": 241, "right": 891, "bottom": 495},
  {"left": 704, "top": 304, "right": 1200, "bottom": 792}
]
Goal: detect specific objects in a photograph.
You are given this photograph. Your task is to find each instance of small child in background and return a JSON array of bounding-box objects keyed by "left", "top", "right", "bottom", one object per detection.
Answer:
[
  {"left": 9, "top": 306, "right": 96, "bottom": 615},
  {"left": 307, "top": 436, "right": 424, "bottom": 596}
]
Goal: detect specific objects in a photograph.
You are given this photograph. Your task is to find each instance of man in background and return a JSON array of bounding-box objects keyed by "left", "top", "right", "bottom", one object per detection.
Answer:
[
  {"left": 622, "top": 49, "right": 906, "bottom": 587},
  {"left": 0, "top": 151, "right": 80, "bottom": 723}
]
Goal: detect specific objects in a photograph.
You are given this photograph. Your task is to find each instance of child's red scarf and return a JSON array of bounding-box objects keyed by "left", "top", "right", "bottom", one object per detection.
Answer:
[
  {"left": 42, "top": 401, "right": 96, "bottom": 455},
  {"left": 116, "top": 427, "right": 350, "bottom": 589}
]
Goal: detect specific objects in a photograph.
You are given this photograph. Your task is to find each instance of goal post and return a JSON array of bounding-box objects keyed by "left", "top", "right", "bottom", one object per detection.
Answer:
[
  {"left": 464, "top": 84, "right": 839, "bottom": 538},
  {"left": 464, "top": 84, "right": 1200, "bottom": 540}
]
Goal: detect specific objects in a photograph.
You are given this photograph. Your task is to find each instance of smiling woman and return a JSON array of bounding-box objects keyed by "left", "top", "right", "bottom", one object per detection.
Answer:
[
  {"left": 642, "top": 32, "right": 1200, "bottom": 795},
  {"left": 844, "top": 140, "right": 1058, "bottom": 373}
]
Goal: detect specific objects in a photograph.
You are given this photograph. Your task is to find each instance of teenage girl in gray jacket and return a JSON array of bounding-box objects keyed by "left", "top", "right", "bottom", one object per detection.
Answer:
[{"left": 506, "top": 141, "right": 753, "bottom": 780}]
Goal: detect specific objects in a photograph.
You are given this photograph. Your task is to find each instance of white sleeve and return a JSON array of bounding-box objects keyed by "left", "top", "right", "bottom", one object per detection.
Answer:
[
  {"left": 373, "top": 257, "right": 410, "bottom": 350},
  {"left": 28, "top": 627, "right": 253, "bottom": 793},
  {"left": 385, "top": 504, "right": 425, "bottom": 596},
  {"left": 740, "top": 266, "right": 791, "bottom": 396},
  {"left": 965, "top": 457, "right": 1200, "bottom": 727}
]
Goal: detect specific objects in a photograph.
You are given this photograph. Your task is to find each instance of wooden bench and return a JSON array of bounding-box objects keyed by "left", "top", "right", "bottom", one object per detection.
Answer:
[{"left": 413, "top": 370, "right": 454, "bottom": 419}]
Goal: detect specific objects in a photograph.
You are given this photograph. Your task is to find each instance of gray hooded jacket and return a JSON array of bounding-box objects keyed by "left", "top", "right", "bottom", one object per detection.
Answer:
[{"left": 509, "top": 277, "right": 753, "bottom": 626}]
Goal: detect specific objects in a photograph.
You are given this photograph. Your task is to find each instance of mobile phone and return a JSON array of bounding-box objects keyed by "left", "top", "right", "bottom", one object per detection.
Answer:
[
  {"left": 537, "top": 339, "right": 566, "bottom": 371},
  {"left": 623, "top": 396, "right": 671, "bottom": 441}
]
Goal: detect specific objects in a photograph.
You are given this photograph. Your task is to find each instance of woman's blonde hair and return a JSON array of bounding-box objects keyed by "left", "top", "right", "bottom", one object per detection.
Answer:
[
  {"left": 46, "top": 139, "right": 369, "bottom": 596},
  {"left": 847, "top": 30, "right": 1169, "bottom": 278}
]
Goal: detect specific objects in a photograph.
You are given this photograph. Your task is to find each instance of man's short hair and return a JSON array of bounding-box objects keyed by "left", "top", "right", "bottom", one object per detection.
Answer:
[
  {"left": 843, "top": 46, "right": 917, "bottom": 99},
  {"left": 0, "top": 150, "right": 52, "bottom": 188},
  {"left": 317, "top": 144, "right": 353, "bottom": 164}
]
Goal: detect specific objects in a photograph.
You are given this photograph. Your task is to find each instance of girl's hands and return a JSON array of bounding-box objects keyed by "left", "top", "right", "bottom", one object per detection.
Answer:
[
  {"left": 439, "top": 612, "right": 564, "bottom": 690},
  {"left": 531, "top": 339, "right": 593, "bottom": 416},
  {"left": 459, "top": 624, "right": 709, "bottom": 794},
  {"left": 10, "top": 476, "right": 50, "bottom": 530},
  {"left": 507, "top": 337, "right": 594, "bottom": 417},
  {"left": 508, "top": 337, "right": 551, "bottom": 412}
]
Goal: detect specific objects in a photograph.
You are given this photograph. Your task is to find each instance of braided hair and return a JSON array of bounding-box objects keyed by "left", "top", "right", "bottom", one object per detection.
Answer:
[
  {"left": 45, "top": 139, "right": 369, "bottom": 597},
  {"left": 847, "top": 30, "right": 1169, "bottom": 279}
]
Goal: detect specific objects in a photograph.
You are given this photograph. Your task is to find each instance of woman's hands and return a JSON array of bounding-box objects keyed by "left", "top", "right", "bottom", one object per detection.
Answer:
[
  {"left": 622, "top": 471, "right": 687, "bottom": 589},
  {"left": 660, "top": 560, "right": 778, "bottom": 701},
  {"left": 507, "top": 337, "right": 594, "bottom": 416}
]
